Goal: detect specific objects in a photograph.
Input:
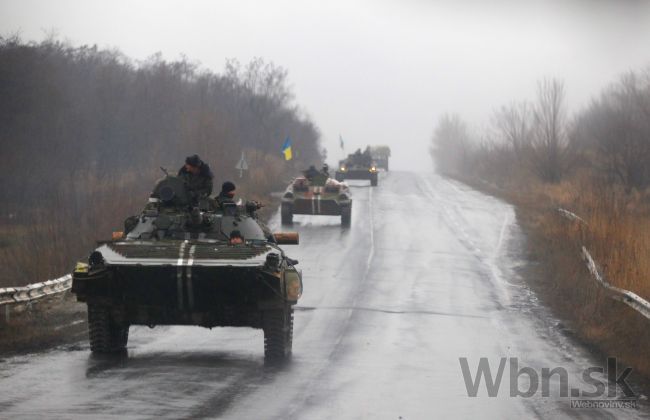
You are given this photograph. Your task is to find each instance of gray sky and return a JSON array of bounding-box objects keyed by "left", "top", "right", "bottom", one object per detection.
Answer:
[{"left": 2, "top": 0, "right": 650, "bottom": 170}]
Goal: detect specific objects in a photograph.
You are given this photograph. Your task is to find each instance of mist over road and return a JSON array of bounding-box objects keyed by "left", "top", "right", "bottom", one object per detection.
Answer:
[{"left": 0, "top": 172, "right": 645, "bottom": 419}]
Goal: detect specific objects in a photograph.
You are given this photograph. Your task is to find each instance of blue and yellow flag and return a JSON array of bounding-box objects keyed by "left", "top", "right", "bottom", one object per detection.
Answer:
[{"left": 282, "top": 136, "right": 293, "bottom": 161}]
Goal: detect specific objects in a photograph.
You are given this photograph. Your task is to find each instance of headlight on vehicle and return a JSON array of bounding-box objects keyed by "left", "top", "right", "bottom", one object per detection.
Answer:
[
  {"left": 370, "top": 166, "right": 377, "bottom": 172},
  {"left": 340, "top": 166, "right": 347, "bottom": 172},
  {"left": 74, "top": 262, "right": 89, "bottom": 273},
  {"left": 284, "top": 270, "right": 303, "bottom": 301}
]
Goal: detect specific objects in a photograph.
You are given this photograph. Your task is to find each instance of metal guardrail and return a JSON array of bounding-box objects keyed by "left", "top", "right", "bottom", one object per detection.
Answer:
[
  {"left": 558, "top": 208, "right": 650, "bottom": 321},
  {"left": 557, "top": 208, "right": 587, "bottom": 225},
  {"left": 0, "top": 274, "right": 72, "bottom": 307},
  {"left": 581, "top": 247, "right": 650, "bottom": 320}
]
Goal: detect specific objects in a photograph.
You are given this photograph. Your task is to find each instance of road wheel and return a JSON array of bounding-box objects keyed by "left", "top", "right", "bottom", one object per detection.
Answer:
[
  {"left": 370, "top": 174, "right": 378, "bottom": 186},
  {"left": 281, "top": 203, "right": 293, "bottom": 225},
  {"left": 341, "top": 206, "right": 351, "bottom": 227},
  {"left": 87, "top": 304, "right": 129, "bottom": 353},
  {"left": 263, "top": 307, "right": 293, "bottom": 362}
]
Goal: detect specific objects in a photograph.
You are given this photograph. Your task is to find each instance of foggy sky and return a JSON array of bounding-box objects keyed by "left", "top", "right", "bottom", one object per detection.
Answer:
[{"left": 2, "top": 0, "right": 650, "bottom": 170}]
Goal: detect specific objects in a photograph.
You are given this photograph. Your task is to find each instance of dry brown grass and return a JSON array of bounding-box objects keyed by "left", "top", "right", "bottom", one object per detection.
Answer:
[
  {"left": 524, "top": 176, "right": 650, "bottom": 301},
  {"left": 491, "top": 171, "right": 650, "bottom": 377},
  {"left": 0, "top": 171, "right": 149, "bottom": 287}
]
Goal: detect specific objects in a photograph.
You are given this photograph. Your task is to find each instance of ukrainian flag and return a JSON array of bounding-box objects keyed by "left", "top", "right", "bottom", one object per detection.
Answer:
[{"left": 282, "top": 136, "right": 293, "bottom": 161}]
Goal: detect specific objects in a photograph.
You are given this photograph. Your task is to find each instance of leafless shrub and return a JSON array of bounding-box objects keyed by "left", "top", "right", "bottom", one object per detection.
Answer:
[
  {"left": 491, "top": 101, "right": 532, "bottom": 160},
  {"left": 575, "top": 70, "right": 650, "bottom": 190}
]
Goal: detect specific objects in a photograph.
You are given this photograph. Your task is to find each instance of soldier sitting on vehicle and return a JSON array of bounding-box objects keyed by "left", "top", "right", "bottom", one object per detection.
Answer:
[
  {"left": 178, "top": 154, "right": 214, "bottom": 203},
  {"left": 351, "top": 148, "right": 372, "bottom": 167},
  {"left": 229, "top": 230, "right": 244, "bottom": 245},
  {"left": 351, "top": 149, "right": 363, "bottom": 164},
  {"left": 303, "top": 165, "right": 329, "bottom": 186},
  {"left": 304, "top": 165, "right": 321, "bottom": 181},
  {"left": 217, "top": 181, "right": 236, "bottom": 207}
]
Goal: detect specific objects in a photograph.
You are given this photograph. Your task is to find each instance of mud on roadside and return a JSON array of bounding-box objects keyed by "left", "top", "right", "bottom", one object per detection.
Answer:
[{"left": 0, "top": 292, "right": 87, "bottom": 356}]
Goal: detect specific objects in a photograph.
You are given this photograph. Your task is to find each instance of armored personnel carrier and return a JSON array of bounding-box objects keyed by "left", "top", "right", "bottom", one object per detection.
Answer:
[
  {"left": 335, "top": 147, "right": 379, "bottom": 186},
  {"left": 281, "top": 166, "right": 352, "bottom": 226},
  {"left": 72, "top": 173, "right": 302, "bottom": 361}
]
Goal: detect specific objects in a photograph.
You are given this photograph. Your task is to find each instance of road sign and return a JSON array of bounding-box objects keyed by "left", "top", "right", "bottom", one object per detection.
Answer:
[{"left": 235, "top": 151, "right": 248, "bottom": 178}]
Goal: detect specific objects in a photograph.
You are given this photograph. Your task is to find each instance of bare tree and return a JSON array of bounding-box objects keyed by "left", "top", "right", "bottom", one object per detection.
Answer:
[
  {"left": 530, "top": 78, "right": 568, "bottom": 183},
  {"left": 577, "top": 71, "right": 650, "bottom": 190},
  {"left": 430, "top": 114, "right": 472, "bottom": 175},
  {"left": 491, "top": 101, "right": 532, "bottom": 160}
]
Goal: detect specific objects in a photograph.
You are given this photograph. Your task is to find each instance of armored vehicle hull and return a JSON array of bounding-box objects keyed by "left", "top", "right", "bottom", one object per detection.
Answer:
[
  {"left": 336, "top": 147, "right": 380, "bottom": 186},
  {"left": 281, "top": 175, "right": 352, "bottom": 226},
  {"left": 72, "top": 175, "right": 301, "bottom": 361},
  {"left": 334, "top": 168, "right": 378, "bottom": 186}
]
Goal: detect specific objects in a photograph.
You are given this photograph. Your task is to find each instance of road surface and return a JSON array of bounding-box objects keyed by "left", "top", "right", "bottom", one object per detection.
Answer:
[{"left": 0, "top": 172, "right": 647, "bottom": 419}]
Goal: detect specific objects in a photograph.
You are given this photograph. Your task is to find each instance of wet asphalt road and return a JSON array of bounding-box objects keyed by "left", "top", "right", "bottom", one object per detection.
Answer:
[{"left": 0, "top": 171, "right": 648, "bottom": 419}]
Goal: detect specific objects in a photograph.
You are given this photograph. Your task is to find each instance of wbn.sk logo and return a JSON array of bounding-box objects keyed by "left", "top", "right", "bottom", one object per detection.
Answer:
[{"left": 459, "top": 357, "right": 637, "bottom": 408}]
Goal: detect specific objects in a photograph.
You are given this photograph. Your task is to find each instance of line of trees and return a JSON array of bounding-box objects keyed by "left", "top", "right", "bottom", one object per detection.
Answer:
[
  {"left": 0, "top": 36, "right": 323, "bottom": 285},
  {"left": 430, "top": 70, "right": 650, "bottom": 191},
  {"left": 0, "top": 36, "right": 323, "bottom": 215}
]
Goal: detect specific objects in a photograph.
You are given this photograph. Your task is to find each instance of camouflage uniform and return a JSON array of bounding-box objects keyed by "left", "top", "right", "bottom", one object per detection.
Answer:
[
  {"left": 216, "top": 181, "right": 236, "bottom": 208},
  {"left": 304, "top": 165, "right": 320, "bottom": 180},
  {"left": 351, "top": 148, "right": 372, "bottom": 167},
  {"left": 178, "top": 163, "right": 214, "bottom": 202},
  {"left": 216, "top": 192, "right": 234, "bottom": 207}
]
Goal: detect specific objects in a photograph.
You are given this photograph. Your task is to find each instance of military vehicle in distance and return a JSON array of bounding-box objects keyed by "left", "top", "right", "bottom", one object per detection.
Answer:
[
  {"left": 281, "top": 166, "right": 352, "bottom": 226},
  {"left": 72, "top": 173, "right": 302, "bottom": 361},
  {"left": 335, "top": 147, "right": 379, "bottom": 186},
  {"left": 369, "top": 145, "right": 391, "bottom": 171}
]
